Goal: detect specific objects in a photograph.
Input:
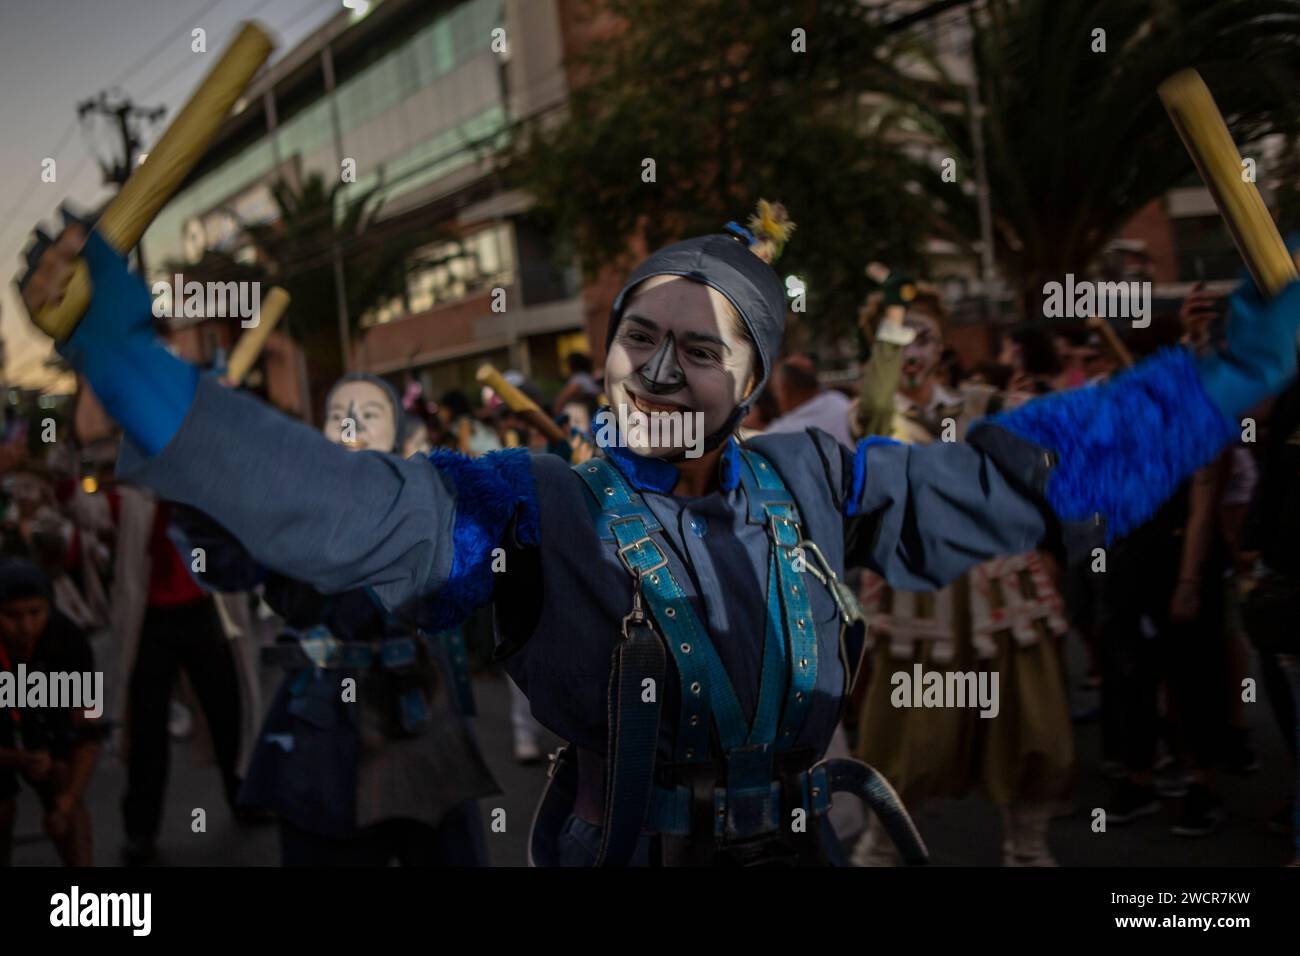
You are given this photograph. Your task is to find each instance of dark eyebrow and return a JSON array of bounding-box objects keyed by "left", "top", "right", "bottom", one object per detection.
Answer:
[
  {"left": 682, "top": 331, "right": 729, "bottom": 351},
  {"left": 623, "top": 314, "right": 659, "bottom": 332},
  {"left": 624, "top": 314, "right": 730, "bottom": 352}
]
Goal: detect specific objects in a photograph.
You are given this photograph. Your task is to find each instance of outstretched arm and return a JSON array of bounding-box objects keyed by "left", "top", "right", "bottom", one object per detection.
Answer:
[
  {"left": 840, "top": 280, "right": 1300, "bottom": 588},
  {"left": 838, "top": 432, "right": 1049, "bottom": 590},
  {"left": 20, "top": 224, "right": 538, "bottom": 616}
]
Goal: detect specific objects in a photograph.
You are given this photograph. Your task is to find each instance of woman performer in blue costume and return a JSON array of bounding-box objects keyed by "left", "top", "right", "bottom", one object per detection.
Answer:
[
  {"left": 170, "top": 372, "right": 497, "bottom": 865},
  {"left": 19, "top": 203, "right": 1300, "bottom": 865}
]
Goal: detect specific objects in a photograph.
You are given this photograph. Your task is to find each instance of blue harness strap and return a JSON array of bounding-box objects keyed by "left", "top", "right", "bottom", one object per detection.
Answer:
[
  {"left": 573, "top": 453, "right": 831, "bottom": 847},
  {"left": 576, "top": 460, "right": 746, "bottom": 760},
  {"left": 538, "top": 454, "right": 930, "bottom": 865},
  {"left": 595, "top": 587, "right": 666, "bottom": 865},
  {"left": 738, "top": 450, "right": 819, "bottom": 750}
]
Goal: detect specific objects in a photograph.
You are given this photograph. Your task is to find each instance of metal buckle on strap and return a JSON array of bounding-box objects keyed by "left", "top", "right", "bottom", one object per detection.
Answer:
[
  {"left": 297, "top": 628, "right": 343, "bottom": 670},
  {"left": 767, "top": 512, "right": 801, "bottom": 548},
  {"left": 617, "top": 537, "right": 669, "bottom": 576},
  {"left": 609, "top": 517, "right": 670, "bottom": 576}
]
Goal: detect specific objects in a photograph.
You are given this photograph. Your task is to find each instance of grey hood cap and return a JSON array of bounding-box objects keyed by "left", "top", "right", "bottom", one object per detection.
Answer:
[
  {"left": 607, "top": 233, "right": 788, "bottom": 404},
  {"left": 324, "top": 372, "right": 404, "bottom": 453}
]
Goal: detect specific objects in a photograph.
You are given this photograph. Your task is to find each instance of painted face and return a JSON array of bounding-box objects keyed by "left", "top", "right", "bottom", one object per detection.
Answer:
[
  {"left": 900, "top": 312, "right": 943, "bottom": 390},
  {"left": 323, "top": 380, "right": 397, "bottom": 452},
  {"left": 561, "top": 401, "right": 593, "bottom": 436},
  {"left": 604, "top": 276, "right": 756, "bottom": 458}
]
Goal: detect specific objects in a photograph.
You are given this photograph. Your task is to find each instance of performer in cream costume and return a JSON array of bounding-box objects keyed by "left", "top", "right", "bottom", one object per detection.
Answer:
[{"left": 850, "top": 283, "right": 1071, "bottom": 866}]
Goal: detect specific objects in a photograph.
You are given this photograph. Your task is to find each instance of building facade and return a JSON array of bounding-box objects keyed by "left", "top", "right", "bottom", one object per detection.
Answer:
[{"left": 144, "top": 0, "right": 593, "bottom": 423}]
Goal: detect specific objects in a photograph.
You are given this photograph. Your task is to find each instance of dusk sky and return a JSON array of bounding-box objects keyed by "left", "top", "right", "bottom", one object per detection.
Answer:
[{"left": 0, "top": 0, "right": 344, "bottom": 390}]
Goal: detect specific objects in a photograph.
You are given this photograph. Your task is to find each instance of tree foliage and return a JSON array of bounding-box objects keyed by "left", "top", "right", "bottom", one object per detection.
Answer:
[
  {"left": 913, "top": 0, "right": 1300, "bottom": 317},
  {"left": 506, "top": 0, "right": 941, "bottom": 341},
  {"left": 165, "top": 173, "right": 440, "bottom": 411}
]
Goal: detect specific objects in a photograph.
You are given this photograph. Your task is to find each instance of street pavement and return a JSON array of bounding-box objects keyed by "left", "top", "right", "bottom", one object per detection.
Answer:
[{"left": 11, "top": 639, "right": 1296, "bottom": 867}]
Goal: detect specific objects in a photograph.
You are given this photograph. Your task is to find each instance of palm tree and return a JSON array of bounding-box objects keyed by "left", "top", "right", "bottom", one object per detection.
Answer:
[
  {"left": 167, "top": 172, "right": 447, "bottom": 414},
  {"left": 907, "top": 0, "right": 1300, "bottom": 319}
]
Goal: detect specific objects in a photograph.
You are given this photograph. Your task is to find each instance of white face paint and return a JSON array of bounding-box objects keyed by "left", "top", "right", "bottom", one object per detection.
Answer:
[
  {"left": 900, "top": 312, "right": 943, "bottom": 391},
  {"left": 604, "top": 275, "right": 756, "bottom": 458},
  {"left": 561, "top": 401, "right": 593, "bottom": 437},
  {"left": 323, "top": 380, "right": 397, "bottom": 452}
]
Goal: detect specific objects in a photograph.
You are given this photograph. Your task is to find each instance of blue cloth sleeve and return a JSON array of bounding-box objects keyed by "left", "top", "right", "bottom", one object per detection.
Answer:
[
  {"left": 842, "top": 435, "right": 1048, "bottom": 590},
  {"left": 56, "top": 229, "right": 198, "bottom": 455},
  {"left": 166, "top": 506, "right": 265, "bottom": 593},
  {"left": 1195, "top": 280, "right": 1300, "bottom": 421},
  {"left": 117, "top": 375, "right": 537, "bottom": 618}
]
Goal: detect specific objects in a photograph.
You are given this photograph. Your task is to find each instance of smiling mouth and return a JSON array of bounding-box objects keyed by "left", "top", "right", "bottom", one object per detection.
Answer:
[{"left": 628, "top": 392, "right": 688, "bottom": 415}]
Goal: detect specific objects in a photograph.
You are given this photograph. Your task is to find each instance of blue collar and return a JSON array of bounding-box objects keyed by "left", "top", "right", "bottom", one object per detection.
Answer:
[{"left": 603, "top": 436, "right": 742, "bottom": 495}]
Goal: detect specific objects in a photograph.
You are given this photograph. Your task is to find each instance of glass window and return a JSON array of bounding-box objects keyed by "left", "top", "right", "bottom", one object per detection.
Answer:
[
  {"left": 400, "top": 222, "right": 514, "bottom": 320},
  {"left": 471, "top": 0, "right": 506, "bottom": 47},
  {"left": 278, "top": 100, "right": 333, "bottom": 159},
  {"left": 434, "top": 18, "right": 456, "bottom": 74},
  {"left": 450, "top": 2, "right": 477, "bottom": 57}
]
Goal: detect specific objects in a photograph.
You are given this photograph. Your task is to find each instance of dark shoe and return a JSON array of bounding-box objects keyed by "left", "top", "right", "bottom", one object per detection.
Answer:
[
  {"left": 121, "top": 837, "right": 157, "bottom": 866},
  {"left": 1171, "top": 784, "right": 1225, "bottom": 837},
  {"left": 1105, "top": 781, "right": 1160, "bottom": 825}
]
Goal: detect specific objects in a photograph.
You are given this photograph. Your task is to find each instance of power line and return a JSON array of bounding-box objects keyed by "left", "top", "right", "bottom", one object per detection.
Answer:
[
  {"left": 106, "top": 0, "right": 233, "bottom": 91},
  {"left": 277, "top": 0, "right": 336, "bottom": 35},
  {"left": 0, "top": 0, "right": 330, "bottom": 255},
  {"left": 0, "top": 0, "right": 237, "bottom": 252},
  {"left": 128, "top": 0, "right": 312, "bottom": 105}
]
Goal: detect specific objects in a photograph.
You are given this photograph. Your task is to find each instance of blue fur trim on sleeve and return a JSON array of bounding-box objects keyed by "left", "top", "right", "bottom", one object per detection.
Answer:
[
  {"left": 424, "top": 448, "right": 538, "bottom": 630},
  {"left": 845, "top": 436, "right": 901, "bottom": 517},
  {"left": 984, "top": 346, "right": 1238, "bottom": 542}
]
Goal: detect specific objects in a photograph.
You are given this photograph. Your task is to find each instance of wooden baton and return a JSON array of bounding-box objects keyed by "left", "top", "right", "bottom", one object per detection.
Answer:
[
  {"left": 225, "top": 286, "right": 290, "bottom": 385},
  {"left": 24, "top": 23, "right": 274, "bottom": 341},
  {"left": 1158, "top": 69, "right": 1297, "bottom": 298},
  {"left": 475, "top": 364, "right": 567, "bottom": 443}
]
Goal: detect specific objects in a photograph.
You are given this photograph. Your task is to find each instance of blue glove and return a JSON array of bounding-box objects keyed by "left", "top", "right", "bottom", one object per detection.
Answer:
[
  {"left": 1196, "top": 279, "right": 1300, "bottom": 420},
  {"left": 53, "top": 227, "right": 198, "bottom": 456}
]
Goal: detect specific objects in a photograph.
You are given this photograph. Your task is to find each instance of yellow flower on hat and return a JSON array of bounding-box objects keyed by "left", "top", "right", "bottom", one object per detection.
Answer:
[{"left": 746, "top": 200, "right": 796, "bottom": 263}]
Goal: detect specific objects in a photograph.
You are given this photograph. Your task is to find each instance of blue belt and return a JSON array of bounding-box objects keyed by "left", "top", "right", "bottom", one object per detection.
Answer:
[
  {"left": 263, "top": 627, "right": 477, "bottom": 716},
  {"left": 263, "top": 629, "right": 438, "bottom": 669}
]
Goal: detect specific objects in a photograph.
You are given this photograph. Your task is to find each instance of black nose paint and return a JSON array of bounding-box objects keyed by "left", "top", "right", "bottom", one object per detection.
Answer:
[
  {"left": 346, "top": 399, "right": 368, "bottom": 433},
  {"left": 637, "top": 331, "right": 686, "bottom": 395}
]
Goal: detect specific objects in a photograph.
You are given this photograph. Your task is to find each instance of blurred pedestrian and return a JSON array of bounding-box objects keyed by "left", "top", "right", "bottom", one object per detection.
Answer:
[
  {"left": 765, "top": 355, "right": 853, "bottom": 445},
  {"left": 0, "top": 558, "right": 104, "bottom": 866}
]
